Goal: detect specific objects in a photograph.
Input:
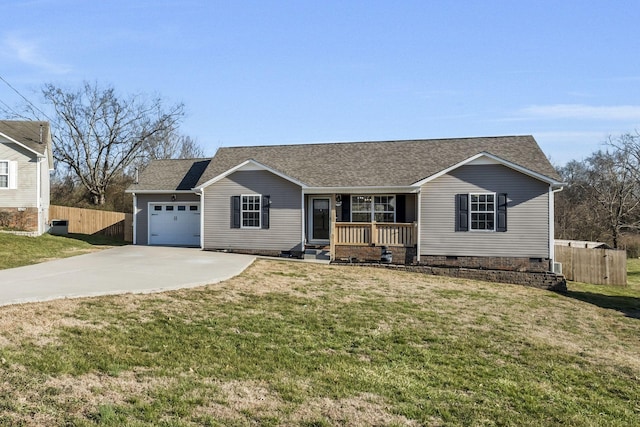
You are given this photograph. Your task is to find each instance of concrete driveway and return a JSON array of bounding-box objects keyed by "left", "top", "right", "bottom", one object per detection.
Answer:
[{"left": 0, "top": 246, "right": 256, "bottom": 307}]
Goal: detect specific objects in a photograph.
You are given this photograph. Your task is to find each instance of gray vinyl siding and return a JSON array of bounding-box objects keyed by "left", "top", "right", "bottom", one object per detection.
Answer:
[
  {"left": 0, "top": 143, "right": 38, "bottom": 208},
  {"left": 420, "top": 164, "right": 550, "bottom": 258},
  {"left": 203, "top": 170, "right": 303, "bottom": 252},
  {"left": 134, "top": 193, "right": 200, "bottom": 245}
]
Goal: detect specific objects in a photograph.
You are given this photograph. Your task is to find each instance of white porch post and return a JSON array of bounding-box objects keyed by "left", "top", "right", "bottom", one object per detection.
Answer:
[
  {"left": 416, "top": 189, "right": 421, "bottom": 263},
  {"left": 132, "top": 193, "right": 137, "bottom": 245},
  {"left": 301, "top": 190, "right": 306, "bottom": 252}
]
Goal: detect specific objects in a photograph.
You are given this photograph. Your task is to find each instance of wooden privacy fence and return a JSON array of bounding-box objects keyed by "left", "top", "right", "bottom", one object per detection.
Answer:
[
  {"left": 49, "top": 205, "right": 133, "bottom": 242},
  {"left": 554, "top": 244, "right": 626, "bottom": 285}
]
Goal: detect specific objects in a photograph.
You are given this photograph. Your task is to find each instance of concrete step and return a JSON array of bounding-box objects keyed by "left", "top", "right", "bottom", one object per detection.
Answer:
[{"left": 304, "top": 248, "right": 330, "bottom": 261}]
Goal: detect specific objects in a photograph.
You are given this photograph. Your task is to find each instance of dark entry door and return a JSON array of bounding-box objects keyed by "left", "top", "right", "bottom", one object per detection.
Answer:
[{"left": 312, "top": 198, "right": 330, "bottom": 240}]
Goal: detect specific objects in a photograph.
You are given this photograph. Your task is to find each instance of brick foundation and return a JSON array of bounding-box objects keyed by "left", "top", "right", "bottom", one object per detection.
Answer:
[
  {"left": 334, "top": 245, "right": 417, "bottom": 264},
  {"left": 420, "top": 255, "right": 551, "bottom": 273},
  {"left": 0, "top": 207, "right": 38, "bottom": 232},
  {"left": 338, "top": 263, "right": 567, "bottom": 292}
]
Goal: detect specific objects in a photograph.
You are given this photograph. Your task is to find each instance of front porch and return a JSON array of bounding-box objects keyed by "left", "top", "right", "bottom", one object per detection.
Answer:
[
  {"left": 332, "top": 221, "right": 418, "bottom": 264},
  {"left": 304, "top": 193, "right": 419, "bottom": 264}
]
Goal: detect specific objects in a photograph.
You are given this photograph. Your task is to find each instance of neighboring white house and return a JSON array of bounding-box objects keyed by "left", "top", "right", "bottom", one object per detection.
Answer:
[{"left": 0, "top": 121, "right": 53, "bottom": 235}]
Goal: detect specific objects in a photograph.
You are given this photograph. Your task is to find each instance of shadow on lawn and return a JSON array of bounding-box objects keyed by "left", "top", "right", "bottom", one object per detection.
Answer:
[
  {"left": 65, "top": 233, "right": 129, "bottom": 247},
  {"left": 564, "top": 290, "right": 640, "bottom": 319}
]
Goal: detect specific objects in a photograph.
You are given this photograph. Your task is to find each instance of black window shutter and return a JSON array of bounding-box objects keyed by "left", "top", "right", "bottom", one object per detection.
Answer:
[
  {"left": 396, "top": 195, "right": 406, "bottom": 223},
  {"left": 262, "top": 195, "right": 270, "bottom": 229},
  {"left": 231, "top": 196, "right": 240, "bottom": 228},
  {"left": 456, "top": 194, "right": 469, "bottom": 232},
  {"left": 341, "top": 194, "right": 350, "bottom": 222},
  {"left": 496, "top": 193, "right": 507, "bottom": 232}
]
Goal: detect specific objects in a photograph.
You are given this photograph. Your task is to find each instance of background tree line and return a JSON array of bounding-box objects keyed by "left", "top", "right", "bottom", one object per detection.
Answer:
[{"left": 555, "top": 133, "right": 640, "bottom": 254}]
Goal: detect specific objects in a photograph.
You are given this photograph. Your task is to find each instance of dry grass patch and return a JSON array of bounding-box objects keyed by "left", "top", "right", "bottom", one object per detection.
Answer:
[{"left": 1, "top": 259, "right": 638, "bottom": 426}]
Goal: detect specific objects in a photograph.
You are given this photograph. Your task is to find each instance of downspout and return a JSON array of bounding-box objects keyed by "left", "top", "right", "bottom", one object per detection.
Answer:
[
  {"left": 549, "top": 185, "right": 564, "bottom": 271},
  {"left": 301, "top": 189, "right": 306, "bottom": 254},
  {"left": 198, "top": 189, "right": 204, "bottom": 249},
  {"left": 132, "top": 193, "right": 137, "bottom": 245},
  {"left": 416, "top": 189, "right": 421, "bottom": 263}
]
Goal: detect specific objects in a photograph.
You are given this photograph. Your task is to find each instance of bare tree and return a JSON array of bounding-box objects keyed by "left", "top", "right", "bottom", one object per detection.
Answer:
[
  {"left": 584, "top": 149, "right": 640, "bottom": 247},
  {"left": 42, "top": 82, "right": 185, "bottom": 205},
  {"left": 556, "top": 142, "right": 640, "bottom": 248},
  {"left": 141, "top": 133, "right": 205, "bottom": 163}
]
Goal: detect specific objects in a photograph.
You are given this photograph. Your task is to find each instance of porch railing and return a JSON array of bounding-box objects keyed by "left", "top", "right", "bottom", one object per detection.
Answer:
[{"left": 334, "top": 222, "right": 417, "bottom": 247}]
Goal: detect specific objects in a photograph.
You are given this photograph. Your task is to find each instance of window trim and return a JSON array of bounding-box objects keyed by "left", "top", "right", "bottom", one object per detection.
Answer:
[
  {"left": 469, "top": 192, "right": 496, "bottom": 232},
  {"left": 241, "top": 194, "right": 262, "bottom": 229},
  {"left": 350, "top": 194, "right": 396, "bottom": 223},
  {"left": 0, "top": 160, "right": 9, "bottom": 189}
]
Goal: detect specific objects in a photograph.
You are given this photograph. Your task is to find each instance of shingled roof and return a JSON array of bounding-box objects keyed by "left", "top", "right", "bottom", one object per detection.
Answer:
[
  {"left": 130, "top": 158, "right": 211, "bottom": 191},
  {"left": 195, "top": 135, "right": 561, "bottom": 188},
  {"left": 129, "top": 136, "right": 561, "bottom": 192},
  {"left": 0, "top": 120, "right": 51, "bottom": 156}
]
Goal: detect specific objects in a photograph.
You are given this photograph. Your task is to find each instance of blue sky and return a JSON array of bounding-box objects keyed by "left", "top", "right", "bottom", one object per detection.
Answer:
[{"left": 1, "top": 0, "right": 639, "bottom": 166}]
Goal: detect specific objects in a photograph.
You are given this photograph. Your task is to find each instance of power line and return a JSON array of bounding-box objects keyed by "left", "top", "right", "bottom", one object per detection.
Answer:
[
  {"left": 0, "top": 97, "right": 22, "bottom": 118},
  {"left": 0, "top": 74, "right": 52, "bottom": 122}
]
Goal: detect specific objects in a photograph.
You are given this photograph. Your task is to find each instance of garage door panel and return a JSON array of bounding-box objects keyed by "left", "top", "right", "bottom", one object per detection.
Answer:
[{"left": 149, "top": 204, "right": 200, "bottom": 246}]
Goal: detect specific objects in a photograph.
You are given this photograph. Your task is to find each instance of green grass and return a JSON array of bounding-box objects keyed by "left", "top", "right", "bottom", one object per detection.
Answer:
[
  {"left": 1, "top": 260, "right": 638, "bottom": 426},
  {"left": 565, "top": 258, "right": 640, "bottom": 319},
  {"left": 0, "top": 232, "right": 124, "bottom": 270}
]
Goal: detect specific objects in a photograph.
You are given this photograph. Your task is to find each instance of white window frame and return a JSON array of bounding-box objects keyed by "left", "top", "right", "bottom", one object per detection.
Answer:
[
  {"left": 469, "top": 192, "right": 496, "bottom": 231},
  {"left": 0, "top": 160, "right": 9, "bottom": 189},
  {"left": 241, "top": 194, "right": 261, "bottom": 229},
  {"left": 350, "top": 195, "right": 396, "bottom": 223}
]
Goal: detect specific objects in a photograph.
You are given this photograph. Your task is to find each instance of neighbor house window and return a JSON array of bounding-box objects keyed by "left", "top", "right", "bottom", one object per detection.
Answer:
[
  {"left": 241, "top": 195, "right": 261, "bottom": 228},
  {"left": 351, "top": 195, "right": 395, "bottom": 222},
  {"left": 470, "top": 193, "right": 495, "bottom": 231},
  {"left": 0, "top": 161, "right": 8, "bottom": 188}
]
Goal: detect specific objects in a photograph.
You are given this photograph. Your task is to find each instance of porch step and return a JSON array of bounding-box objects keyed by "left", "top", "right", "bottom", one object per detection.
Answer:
[{"left": 304, "top": 248, "right": 331, "bottom": 262}]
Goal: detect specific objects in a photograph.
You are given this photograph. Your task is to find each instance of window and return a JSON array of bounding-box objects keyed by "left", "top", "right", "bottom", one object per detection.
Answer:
[
  {"left": 190, "top": 205, "right": 198, "bottom": 211},
  {"left": 470, "top": 193, "right": 495, "bottom": 230},
  {"left": 351, "top": 195, "right": 372, "bottom": 222},
  {"left": 232, "top": 195, "right": 269, "bottom": 229},
  {"left": 166, "top": 205, "right": 174, "bottom": 211},
  {"left": 351, "top": 195, "right": 395, "bottom": 222},
  {"left": 241, "top": 195, "right": 261, "bottom": 228},
  {"left": 374, "top": 195, "right": 395, "bottom": 222},
  {"left": 154, "top": 205, "right": 162, "bottom": 211},
  {"left": 456, "top": 193, "right": 507, "bottom": 232},
  {"left": 0, "top": 161, "right": 8, "bottom": 188},
  {"left": 178, "top": 205, "right": 186, "bottom": 211}
]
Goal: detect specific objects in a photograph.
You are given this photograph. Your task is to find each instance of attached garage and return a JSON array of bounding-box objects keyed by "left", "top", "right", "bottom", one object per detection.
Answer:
[{"left": 148, "top": 202, "right": 201, "bottom": 247}]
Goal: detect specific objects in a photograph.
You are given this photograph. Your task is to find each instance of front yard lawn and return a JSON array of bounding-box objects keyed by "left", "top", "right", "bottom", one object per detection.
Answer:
[
  {"left": 1, "top": 259, "right": 638, "bottom": 426},
  {"left": 0, "top": 233, "right": 124, "bottom": 270}
]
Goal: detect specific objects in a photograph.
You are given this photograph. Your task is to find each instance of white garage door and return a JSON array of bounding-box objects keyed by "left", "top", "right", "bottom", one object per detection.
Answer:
[{"left": 149, "top": 203, "right": 201, "bottom": 246}]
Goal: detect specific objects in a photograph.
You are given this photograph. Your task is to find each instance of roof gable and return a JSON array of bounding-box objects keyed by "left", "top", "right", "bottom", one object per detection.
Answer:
[
  {"left": 414, "top": 151, "right": 563, "bottom": 186},
  {"left": 196, "top": 159, "right": 306, "bottom": 190}
]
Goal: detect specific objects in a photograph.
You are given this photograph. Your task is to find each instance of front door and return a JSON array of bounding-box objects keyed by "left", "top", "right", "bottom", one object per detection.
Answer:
[{"left": 310, "top": 198, "right": 330, "bottom": 242}]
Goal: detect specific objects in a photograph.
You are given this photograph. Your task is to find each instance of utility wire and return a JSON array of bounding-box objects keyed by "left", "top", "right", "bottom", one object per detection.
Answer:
[
  {"left": 0, "top": 74, "right": 52, "bottom": 122},
  {"left": 0, "top": 97, "right": 22, "bottom": 118}
]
